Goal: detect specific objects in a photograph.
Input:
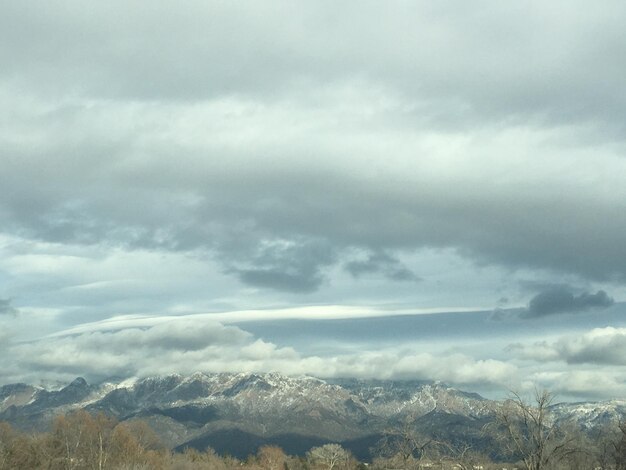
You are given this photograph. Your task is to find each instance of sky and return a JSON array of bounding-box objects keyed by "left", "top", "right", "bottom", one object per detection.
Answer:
[{"left": 1, "top": 1, "right": 626, "bottom": 401}]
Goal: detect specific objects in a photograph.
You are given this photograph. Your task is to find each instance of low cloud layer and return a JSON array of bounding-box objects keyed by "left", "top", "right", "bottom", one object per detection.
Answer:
[
  {"left": 1, "top": 316, "right": 514, "bottom": 389},
  {"left": 2, "top": 307, "right": 626, "bottom": 399}
]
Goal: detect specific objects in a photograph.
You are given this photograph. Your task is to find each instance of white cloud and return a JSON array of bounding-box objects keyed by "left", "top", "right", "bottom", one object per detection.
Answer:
[
  {"left": 2, "top": 315, "right": 515, "bottom": 389},
  {"left": 5, "top": 312, "right": 626, "bottom": 399},
  {"left": 528, "top": 369, "right": 626, "bottom": 400},
  {"left": 511, "top": 327, "right": 626, "bottom": 366}
]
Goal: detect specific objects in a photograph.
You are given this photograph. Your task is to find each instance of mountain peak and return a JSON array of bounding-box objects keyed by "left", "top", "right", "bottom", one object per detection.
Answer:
[{"left": 67, "top": 377, "right": 88, "bottom": 388}]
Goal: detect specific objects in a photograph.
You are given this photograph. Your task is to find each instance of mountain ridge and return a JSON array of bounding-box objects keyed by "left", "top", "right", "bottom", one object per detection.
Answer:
[{"left": 1, "top": 372, "right": 624, "bottom": 459}]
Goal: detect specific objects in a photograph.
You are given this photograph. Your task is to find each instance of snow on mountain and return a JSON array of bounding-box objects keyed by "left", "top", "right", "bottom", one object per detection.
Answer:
[
  {"left": 0, "top": 372, "right": 624, "bottom": 458},
  {"left": 551, "top": 399, "right": 626, "bottom": 430}
]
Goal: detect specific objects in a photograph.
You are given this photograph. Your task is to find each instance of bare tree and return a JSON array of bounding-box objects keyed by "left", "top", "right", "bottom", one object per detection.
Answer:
[
  {"left": 442, "top": 442, "right": 489, "bottom": 470},
  {"left": 374, "top": 413, "right": 438, "bottom": 469},
  {"left": 489, "top": 389, "right": 578, "bottom": 470},
  {"left": 612, "top": 419, "right": 626, "bottom": 470},
  {"left": 307, "top": 443, "right": 352, "bottom": 470},
  {"left": 0, "top": 422, "right": 14, "bottom": 470},
  {"left": 48, "top": 409, "right": 119, "bottom": 470},
  {"left": 50, "top": 412, "right": 86, "bottom": 470},
  {"left": 257, "top": 445, "right": 286, "bottom": 470}
]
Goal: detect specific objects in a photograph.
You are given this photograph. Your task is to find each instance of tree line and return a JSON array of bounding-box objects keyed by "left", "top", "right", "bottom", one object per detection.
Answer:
[
  {"left": 3, "top": 390, "right": 626, "bottom": 469},
  {"left": 1, "top": 411, "right": 356, "bottom": 470}
]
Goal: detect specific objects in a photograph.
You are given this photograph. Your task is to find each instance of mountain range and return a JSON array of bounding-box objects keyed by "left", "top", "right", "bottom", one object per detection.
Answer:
[{"left": 1, "top": 373, "right": 625, "bottom": 460}]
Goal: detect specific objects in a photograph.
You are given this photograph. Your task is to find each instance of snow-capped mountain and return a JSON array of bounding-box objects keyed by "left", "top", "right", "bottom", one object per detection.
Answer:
[
  {"left": 551, "top": 399, "right": 626, "bottom": 431},
  {"left": 0, "top": 373, "right": 623, "bottom": 459}
]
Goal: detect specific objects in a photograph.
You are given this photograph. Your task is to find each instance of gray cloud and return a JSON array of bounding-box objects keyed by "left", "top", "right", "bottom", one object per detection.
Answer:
[
  {"left": 521, "top": 287, "right": 614, "bottom": 319},
  {"left": 344, "top": 251, "right": 419, "bottom": 282},
  {"left": 0, "top": 299, "right": 17, "bottom": 317},
  {"left": 0, "top": 2, "right": 625, "bottom": 291},
  {"left": 229, "top": 240, "right": 336, "bottom": 293},
  {"left": 2, "top": 1, "right": 626, "bottom": 129},
  {"left": 236, "top": 269, "right": 323, "bottom": 294},
  {"left": 2, "top": 96, "right": 626, "bottom": 289}
]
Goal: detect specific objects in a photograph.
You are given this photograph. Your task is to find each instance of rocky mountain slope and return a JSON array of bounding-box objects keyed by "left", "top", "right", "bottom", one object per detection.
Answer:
[{"left": 0, "top": 373, "right": 623, "bottom": 459}]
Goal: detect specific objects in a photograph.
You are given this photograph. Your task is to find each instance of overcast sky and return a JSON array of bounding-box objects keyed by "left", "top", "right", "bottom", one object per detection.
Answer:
[{"left": 1, "top": 1, "right": 626, "bottom": 401}]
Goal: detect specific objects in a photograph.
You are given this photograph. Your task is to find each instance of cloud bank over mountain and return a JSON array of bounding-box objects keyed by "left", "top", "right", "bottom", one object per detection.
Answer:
[{"left": 1, "top": 314, "right": 517, "bottom": 390}]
